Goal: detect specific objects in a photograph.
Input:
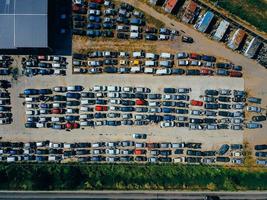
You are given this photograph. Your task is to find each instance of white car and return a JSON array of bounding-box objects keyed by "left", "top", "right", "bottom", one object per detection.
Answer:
[
  {"left": 160, "top": 121, "right": 175, "bottom": 127},
  {"left": 53, "top": 86, "right": 67, "bottom": 92},
  {"left": 107, "top": 92, "right": 120, "bottom": 98},
  {"left": 107, "top": 86, "right": 121, "bottom": 92},
  {"left": 247, "top": 106, "right": 261, "bottom": 113},
  {"left": 122, "top": 86, "right": 133, "bottom": 92},
  {"left": 93, "top": 85, "right": 107, "bottom": 92},
  {"left": 178, "top": 60, "right": 189, "bottom": 66},
  {"left": 231, "top": 152, "right": 242, "bottom": 157},
  {"left": 105, "top": 149, "right": 120, "bottom": 155},
  {"left": 109, "top": 99, "right": 121, "bottom": 105}
]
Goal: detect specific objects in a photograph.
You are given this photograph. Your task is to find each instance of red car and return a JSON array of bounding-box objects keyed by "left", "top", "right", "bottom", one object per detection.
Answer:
[
  {"left": 134, "top": 149, "right": 146, "bottom": 155},
  {"left": 91, "top": 0, "right": 104, "bottom": 3},
  {"left": 95, "top": 105, "right": 108, "bottom": 111},
  {"left": 52, "top": 108, "right": 64, "bottom": 114},
  {"left": 200, "top": 68, "right": 213, "bottom": 75},
  {"left": 229, "top": 70, "right": 242, "bottom": 77},
  {"left": 136, "top": 99, "right": 146, "bottom": 105},
  {"left": 66, "top": 122, "right": 80, "bottom": 129},
  {"left": 190, "top": 100, "right": 203, "bottom": 106},
  {"left": 189, "top": 53, "right": 201, "bottom": 60},
  {"left": 37, "top": 55, "right": 47, "bottom": 61}
]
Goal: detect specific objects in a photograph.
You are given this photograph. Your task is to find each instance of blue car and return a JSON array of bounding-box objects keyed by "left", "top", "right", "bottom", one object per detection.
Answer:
[
  {"left": 86, "top": 30, "right": 102, "bottom": 37},
  {"left": 35, "top": 156, "right": 48, "bottom": 162},
  {"left": 39, "top": 89, "right": 52, "bottom": 95},
  {"left": 88, "top": 16, "right": 101, "bottom": 23},
  {"left": 0, "top": 69, "right": 11, "bottom": 75},
  {"left": 24, "top": 89, "right": 39, "bottom": 95},
  {"left": 163, "top": 115, "right": 176, "bottom": 121},
  {"left": 162, "top": 107, "right": 175, "bottom": 113},
  {"left": 88, "top": 2, "right": 100, "bottom": 9},
  {"left": 40, "top": 103, "right": 52, "bottom": 109},
  {"left": 120, "top": 107, "right": 135, "bottom": 112},
  {"left": 87, "top": 23, "right": 101, "bottom": 29},
  {"left": 94, "top": 113, "right": 107, "bottom": 118},
  {"left": 130, "top": 18, "right": 144, "bottom": 26},
  {"left": 102, "top": 23, "right": 114, "bottom": 29},
  {"left": 95, "top": 99, "right": 107, "bottom": 105},
  {"left": 39, "top": 69, "right": 54, "bottom": 75},
  {"left": 65, "top": 115, "right": 79, "bottom": 121},
  {"left": 66, "top": 92, "right": 81, "bottom": 99},
  {"left": 164, "top": 88, "right": 176, "bottom": 93}
]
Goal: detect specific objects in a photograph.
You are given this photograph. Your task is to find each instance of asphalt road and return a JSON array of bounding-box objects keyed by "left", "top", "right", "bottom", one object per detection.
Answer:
[{"left": 0, "top": 191, "right": 267, "bottom": 199}]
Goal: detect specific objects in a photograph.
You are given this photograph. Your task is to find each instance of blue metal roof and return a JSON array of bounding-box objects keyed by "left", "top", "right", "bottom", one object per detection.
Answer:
[{"left": 197, "top": 11, "right": 214, "bottom": 33}]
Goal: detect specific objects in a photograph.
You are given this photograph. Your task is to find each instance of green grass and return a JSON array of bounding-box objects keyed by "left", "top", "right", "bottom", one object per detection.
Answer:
[
  {"left": 0, "top": 163, "right": 267, "bottom": 190},
  {"left": 209, "top": 0, "right": 267, "bottom": 33}
]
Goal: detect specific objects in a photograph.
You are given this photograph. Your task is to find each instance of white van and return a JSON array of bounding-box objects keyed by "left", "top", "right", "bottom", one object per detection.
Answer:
[
  {"left": 130, "top": 32, "right": 141, "bottom": 39},
  {"left": 148, "top": 101, "right": 160, "bottom": 107},
  {"left": 132, "top": 51, "right": 144, "bottom": 58},
  {"left": 80, "top": 106, "right": 92, "bottom": 112},
  {"left": 156, "top": 68, "right": 171, "bottom": 75},
  {"left": 130, "top": 66, "right": 142, "bottom": 73},
  {"left": 145, "top": 53, "right": 158, "bottom": 59},
  {"left": 173, "top": 157, "right": 185, "bottom": 163},
  {"left": 145, "top": 60, "right": 157, "bottom": 67},
  {"left": 130, "top": 25, "right": 140, "bottom": 32},
  {"left": 36, "top": 123, "right": 45, "bottom": 128},
  {"left": 52, "top": 63, "right": 61, "bottom": 68},
  {"left": 144, "top": 68, "right": 155, "bottom": 74},
  {"left": 160, "top": 52, "right": 173, "bottom": 59}
]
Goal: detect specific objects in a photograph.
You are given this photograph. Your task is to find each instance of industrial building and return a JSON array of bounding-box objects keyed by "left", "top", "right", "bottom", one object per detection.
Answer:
[
  {"left": 244, "top": 37, "right": 262, "bottom": 59},
  {"left": 228, "top": 29, "right": 247, "bottom": 50},
  {"left": 0, "top": 0, "right": 48, "bottom": 49},
  {"left": 213, "top": 20, "right": 230, "bottom": 41},
  {"left": 163, "top": 0, "right": 181, "bottom": 14},
  {"left": 195, "top": 11, "right": 214, "bottom": 33},
  {"left": 181, "top": 0, "right": 200, "bottom": 24}
]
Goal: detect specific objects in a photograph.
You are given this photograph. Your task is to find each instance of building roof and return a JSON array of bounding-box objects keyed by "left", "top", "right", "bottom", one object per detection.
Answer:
[
  {"left": 213, "top": 20, "right": 230, "bottom": 41},
  {"left": 0, "top": 0, "right": 48, "bottom": 49},
  {"left": 164, "top": 0, "right": 179, "bottom": 13},
  {"left": 196, "top": 11, "right": 214, "bottom": 33},
  {"left": 182, "top": 0, "right": 198, "bottom": 23},
  {"left": 228, "top": 29, "right": 247, "bottom": 50},
  {"left": 244, "top": 37, "right": 262, "bottom": 58}
]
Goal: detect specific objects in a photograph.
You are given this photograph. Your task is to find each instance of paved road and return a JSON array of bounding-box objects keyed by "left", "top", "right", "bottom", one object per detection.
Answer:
[{"left": 0, "top": 191, "right": 267, "bottom": 199}]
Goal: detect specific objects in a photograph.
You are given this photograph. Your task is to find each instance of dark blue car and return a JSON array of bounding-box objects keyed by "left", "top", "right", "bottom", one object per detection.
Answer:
[
  {"left": 88, "top": 16, "right": 101, "bottom": 23},
  {"left": 86, "top": 30, "right": 102, "bottom": 37},
  {"left": 39, "top": 89, "right": 52, "bottom": 95},
  {"left": 65, "top": 115, "right": 79, "bottom": 121},
  {"left": 24, "top": 89, "right": 39, "bottom": 95},
  {"left": 120, "top": 107, "right": 135, "bottom": 112},
  {"left": 164, "top": 88, "right": 176, "bottom": 94},
  {"left": 163, "top": 115, "right": 176, "bottom": 121},
  {"left": 87, "top": 23, "right": 101, "bottom": 29},
  {"left": 162, "top": 107, "right": 175, "bottom": 113},
  {"left": 66, "top": 92, "right": 81, "bottom": 99}
]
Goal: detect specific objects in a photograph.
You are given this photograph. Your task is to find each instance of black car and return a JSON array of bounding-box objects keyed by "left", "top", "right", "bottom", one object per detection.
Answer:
[
  {"left": 203, "top": 118, "right": 217, "bottom": 124},
  {"left": 217, "top": 144, "right": 229, "bottom": 155},
  {"left": 255, "top": 145, "right": 267, "bottom": 150},
  {"left": 145, "top": 34, "right": 157, "bottom": 41},
  {"left": 186, "top": 69, "right": 200, "bottom": 75},
  {"left": 164, "top": 88, "right": 176, "bottom": 94},
  {"left": 181, "top": 36, "right": 193, "bottom": 43},
  {"left": 218, "top": 96, "right": 231, "bottom": 102},
  {"left": 202, "top": 151, "right": 216, "bottom": 156},
  {"left": 135, "top": 93, "right": 147, "bottom": 99},
  {"left": 204, "top": 103, "right": 219, "bottom": 110},
  {"left": 135, "top": 156, "right": 147, "bottom": 162},
  {"left": 147, "top": 115, "right": 163, "bottom": 123},
  {"left": 189, "top": 118, "right": 203, "bottom": 124},
  {"left": 117, "top": 32, "right": 129, "bottom": 39},
  {"left": 205, "top": 89, "right": 219, "bottom": 96},
  {"left": 216, "top": 156, "right": 230, "bottom": 162},
  {"left": 174, "top": 149, "right": 184, "bottom": 154},
  {"left": 186, "top": 157, "right": 201, "bottom": 163},
  {"left": 218, "top": 103, "right": 231, "bottom": 109},
  {"left": 252, "top": 115, "right": 266, "bottom": 122},
  {"left": 103, "top": 66, "right": 118, "bottom": 73},
  {"left": 158, "top": 157, "right": 172, "bottom": 162},
  {"left": 53, "top": 95, "right": 67, "bottom": 101},
  {"left": 172, "top": 68, "right": 185, "bottom": 75},
  {"left": 218, "top": 111, "right": 232, "bottom": 117}
]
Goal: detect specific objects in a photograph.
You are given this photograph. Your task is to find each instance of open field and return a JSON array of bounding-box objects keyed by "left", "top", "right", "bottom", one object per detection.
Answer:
[{"left": 209, "top": 0, "right": 267, "bottom": 33}]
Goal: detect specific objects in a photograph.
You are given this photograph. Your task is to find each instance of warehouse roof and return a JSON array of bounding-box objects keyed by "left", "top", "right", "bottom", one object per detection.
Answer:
[
  {"left": 164, "top": 0, "right": 179, "bottom": 13},
  {"left": 196, "top": 11, "right": 214, "bottom": 33},
  {"left": 228, "top": 29, "right": 247, "bottom": 50},
  {"left": 0, "top": 0, "right": 48, "bottom": 49},
  {"left": 244, "top": 37, "right": 262, "bottom": 58},
  {"left": 213, "top": 20, "right": 230, "bottom": 41},
  {"left": 182, "top": 0, "right": 198, "bottom": 23}
]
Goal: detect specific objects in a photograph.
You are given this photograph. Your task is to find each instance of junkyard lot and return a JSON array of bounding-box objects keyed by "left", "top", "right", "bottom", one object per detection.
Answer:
[
  {"left": 0, "top": 60, "right": 244, "bottom": 150},
  {"left": 1, "top": 0, "right": 267, "bottom": 150}
]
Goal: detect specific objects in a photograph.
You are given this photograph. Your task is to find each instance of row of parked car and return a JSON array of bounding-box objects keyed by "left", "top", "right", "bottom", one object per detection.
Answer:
[
  {"left": 72, "top": 1, "right": 179, "bottom": 40},
  {"left": 21, "top": 85, "right": 263, "bottom": 130},
  {"left": 72, "top": 51, "right": 242, "bottom": 77},
  {"left": 0, "top": 55, "right": 12, "bottom": 75},
  {"left": 0, "top": 80, "right": 12, "bottom": 125},
  {"left": 254, "top": 144, "right": 267, "bottom": 166},
  {"left": 22, "top": 55, "right": 68, "bottom": 77},
  {"left": 0, "top": 139, "right": 244, "bottom": 164}
]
